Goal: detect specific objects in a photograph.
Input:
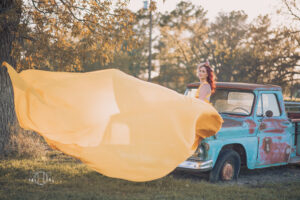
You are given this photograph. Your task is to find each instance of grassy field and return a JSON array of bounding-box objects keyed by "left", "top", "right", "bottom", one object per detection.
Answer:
[{"left": 1, "top": 151, "right": 300, "bottom": 200}]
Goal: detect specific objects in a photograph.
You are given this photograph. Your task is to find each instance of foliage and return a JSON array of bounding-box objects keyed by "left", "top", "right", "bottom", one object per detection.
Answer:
[
  {"left": 208, "top": 10, "right": 248, "bottom": 82},
  {"left": 2, "top": 0, "right": 299, "bottom": 89},
  {"left": 83, "top": 8, "right": 151, "bottom": 78},
  {"left": 155, "top": 1, "right": 208, "bottom": 92},
  {"left": 154, "top": 2, "right": 300, "bottom": 93},
  {"left": 1, "top": 123, "right": 48, "bottom": 159},
  {"left": 282, "top": 0, "right": 300, "bottom": 22},
  {"left": 1, "top": 0, "right": 136, "bottom": 72}
]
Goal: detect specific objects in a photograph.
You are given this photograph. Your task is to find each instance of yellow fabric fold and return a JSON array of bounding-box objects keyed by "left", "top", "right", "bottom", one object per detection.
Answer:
[{"left": 2, "top": 62, "right": 222, "bottom": 182}]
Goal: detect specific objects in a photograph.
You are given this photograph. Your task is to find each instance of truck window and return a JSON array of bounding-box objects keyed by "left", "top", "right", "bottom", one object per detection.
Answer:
[
  {"left": 257, "top": 93, "right": 280, "bottom": 117},
  {"left": 185, "top": 88, "right": 254, "bottom": 115},
  {"left": 212, "top": 91, "right": 254, "bottom": 115}
]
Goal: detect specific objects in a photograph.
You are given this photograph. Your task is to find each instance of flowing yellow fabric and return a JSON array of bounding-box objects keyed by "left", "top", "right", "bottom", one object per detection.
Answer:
[{"left": 2, "top": 62, "right": 222, "bottom": 182}]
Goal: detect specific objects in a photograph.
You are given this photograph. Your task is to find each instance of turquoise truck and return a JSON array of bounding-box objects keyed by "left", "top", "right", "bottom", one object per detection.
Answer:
[{"left": 177, "top": 82, "right": 300, "bottom": 182}]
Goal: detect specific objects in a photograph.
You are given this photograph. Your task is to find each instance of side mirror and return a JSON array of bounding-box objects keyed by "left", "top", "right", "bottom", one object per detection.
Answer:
[{"left": 265, "top": 110, "right": 273, "bottom": 118}]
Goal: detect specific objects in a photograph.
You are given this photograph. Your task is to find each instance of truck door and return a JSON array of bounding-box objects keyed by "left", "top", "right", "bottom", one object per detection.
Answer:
[{"left": 256, "top": 92, "right": 292, "bottom": 167}]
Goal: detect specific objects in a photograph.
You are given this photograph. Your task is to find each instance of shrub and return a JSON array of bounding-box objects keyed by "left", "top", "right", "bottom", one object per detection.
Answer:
[{"left": 1, "top": 123, "right": 48, "bottom": 159}]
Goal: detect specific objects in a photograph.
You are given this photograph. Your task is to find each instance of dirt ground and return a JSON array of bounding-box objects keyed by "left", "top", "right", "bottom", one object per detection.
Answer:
[
  {"left": 172, "top": 164, "right": 300, "bottom": 185},
  {"left": 237, "top": 164, "right": 300, "bottom": 185}
]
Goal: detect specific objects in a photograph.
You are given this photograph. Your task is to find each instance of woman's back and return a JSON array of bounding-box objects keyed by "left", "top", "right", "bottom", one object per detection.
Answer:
[{"left": 195, "top": 82, "right": 211, "bottom": 103}]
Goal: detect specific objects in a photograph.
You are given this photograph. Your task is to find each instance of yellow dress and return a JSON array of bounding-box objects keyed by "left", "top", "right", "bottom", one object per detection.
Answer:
[
  {"left": 195, "top": 82, "right": 211, "bottom": 103},
  {"left": 2, "top": 62, "right": 222, "bottom": 182}
]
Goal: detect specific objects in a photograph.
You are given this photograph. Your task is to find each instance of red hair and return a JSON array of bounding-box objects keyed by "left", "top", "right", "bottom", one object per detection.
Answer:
[{"left": 198, "top": 62, "right": 216, "bottom": 94}]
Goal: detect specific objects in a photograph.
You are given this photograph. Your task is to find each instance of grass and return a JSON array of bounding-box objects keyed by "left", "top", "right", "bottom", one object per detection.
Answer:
[
  {"left": 1, "top": 124, "right": 300, "bottom": 199},
  {"left": 1, "top": 152, "right": 300, "bottom": 200}
]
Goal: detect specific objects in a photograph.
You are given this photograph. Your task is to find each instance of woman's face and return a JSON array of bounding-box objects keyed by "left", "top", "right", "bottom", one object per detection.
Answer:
[{"left": 197, "top": 66, "right": 208, "bottom": 80}]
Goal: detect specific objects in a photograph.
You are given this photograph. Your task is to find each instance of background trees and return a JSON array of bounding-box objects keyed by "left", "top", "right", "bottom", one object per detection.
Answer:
[
  {"left": 154, "top": 2, "right": 300, "bottom": 93},
  {"left": 207, "top": 11, "right": 248, "bottom": 82},
  {"left": 282, "top": 0, "right": 300, "bottom": 22},
  {"left": 87, "top": 8, "right": 153, "bottom": 78},
  {"left": 154, "top": 1, "right": 209, "bottom": 91},
  {"left": 9, "top": 0, "right": 135, "bottom": 71},
  {"left": 1, "top": 0, "right": 300, "bottom": 154},
  {"left": 0, "top": 0, "right": 135, "bottom": 154}
]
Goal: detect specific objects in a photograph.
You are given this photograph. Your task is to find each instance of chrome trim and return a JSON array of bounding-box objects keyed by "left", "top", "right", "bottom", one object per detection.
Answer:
[{"left": 177, "top": 160, "right": 213, "bottom": 171}]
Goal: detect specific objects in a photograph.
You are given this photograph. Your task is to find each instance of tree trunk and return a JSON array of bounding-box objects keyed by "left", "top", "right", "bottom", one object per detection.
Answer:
[
  {"left": 0, "top": 0, "right": 21, "bottom": 155},
  {"left": 0, "top": 68, "right": 16, "bottom": 155}
]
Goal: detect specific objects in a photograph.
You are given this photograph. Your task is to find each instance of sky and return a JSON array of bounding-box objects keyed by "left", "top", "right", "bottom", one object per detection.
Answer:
[{"left": 126, "top": 0, "right": 287, "bottom": 25}]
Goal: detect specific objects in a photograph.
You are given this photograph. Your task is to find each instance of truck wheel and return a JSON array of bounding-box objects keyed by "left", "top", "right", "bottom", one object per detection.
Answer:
[{"left": 209, "top": 149, "right": 241, "bottom": 182}]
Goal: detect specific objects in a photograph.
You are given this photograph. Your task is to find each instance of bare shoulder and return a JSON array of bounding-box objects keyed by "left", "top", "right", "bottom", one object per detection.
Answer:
[{"left": 202, "top": 83, "right": 211, "bottom": 91}]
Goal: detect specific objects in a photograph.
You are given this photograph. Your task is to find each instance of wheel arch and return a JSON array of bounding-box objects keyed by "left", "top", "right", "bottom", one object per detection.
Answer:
[{"left": 219, "top": 143, "right": 247, "bottom": 167}]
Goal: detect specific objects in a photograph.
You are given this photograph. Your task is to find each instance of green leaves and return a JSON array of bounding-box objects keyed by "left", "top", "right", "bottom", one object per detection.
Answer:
[{"left": 6, "top": 0, "right": 136, "bottom": 71}]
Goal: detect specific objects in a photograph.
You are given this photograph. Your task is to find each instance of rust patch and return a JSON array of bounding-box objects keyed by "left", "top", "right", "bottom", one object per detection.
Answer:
[
  {"left": 222, "top": 118, "right": 243, "bottom": 128},
  {"left": 245, "top": 119, "right": 256, "bottom": 134},
  {"left": 260, "top": 137, "right": 290, "bottom": 164},
  {"left": 227, "top": 114, "right": 246, "bottom": 118},
  {"left": 259, "top": 123, "right": 267, "bottom": 130},
  {"left": 260, "top": 119, "right": 288, "bottom": 134}
]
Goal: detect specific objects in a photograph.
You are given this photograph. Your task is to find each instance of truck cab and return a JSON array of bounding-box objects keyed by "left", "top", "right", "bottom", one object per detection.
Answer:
[{"left": 177, "top": 82, "right": 300, "bottom": 182}]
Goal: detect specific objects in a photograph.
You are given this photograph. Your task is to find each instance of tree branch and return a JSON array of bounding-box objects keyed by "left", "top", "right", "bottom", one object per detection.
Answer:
[{"left": 283, "top": 0, "right": 300, "bottom": 21}]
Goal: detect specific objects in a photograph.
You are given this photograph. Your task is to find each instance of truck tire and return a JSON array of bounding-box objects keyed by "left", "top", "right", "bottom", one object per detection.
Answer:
[{"left": 209, "top": 149, "right": 241, "bottom": 182}]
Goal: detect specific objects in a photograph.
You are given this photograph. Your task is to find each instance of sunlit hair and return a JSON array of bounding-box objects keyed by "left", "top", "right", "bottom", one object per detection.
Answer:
[{"left": 197, "top": 62, "right": 216, "bottom": 94}]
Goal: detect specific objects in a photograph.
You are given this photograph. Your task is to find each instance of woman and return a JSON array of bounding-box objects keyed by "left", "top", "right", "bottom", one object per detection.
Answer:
[{"left": 195, "top": 62, "right": 216, "bottom": 103}]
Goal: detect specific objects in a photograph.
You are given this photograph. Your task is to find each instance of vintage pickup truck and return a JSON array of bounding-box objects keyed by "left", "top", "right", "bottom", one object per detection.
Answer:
[{"left": 177, "top": 82, "right": 300, "bottom": 182}]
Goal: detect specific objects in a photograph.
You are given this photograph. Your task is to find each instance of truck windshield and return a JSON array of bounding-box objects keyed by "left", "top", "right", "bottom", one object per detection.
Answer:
[{"left": 185, "top": 88, "right": 254, "bottom": 116}]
